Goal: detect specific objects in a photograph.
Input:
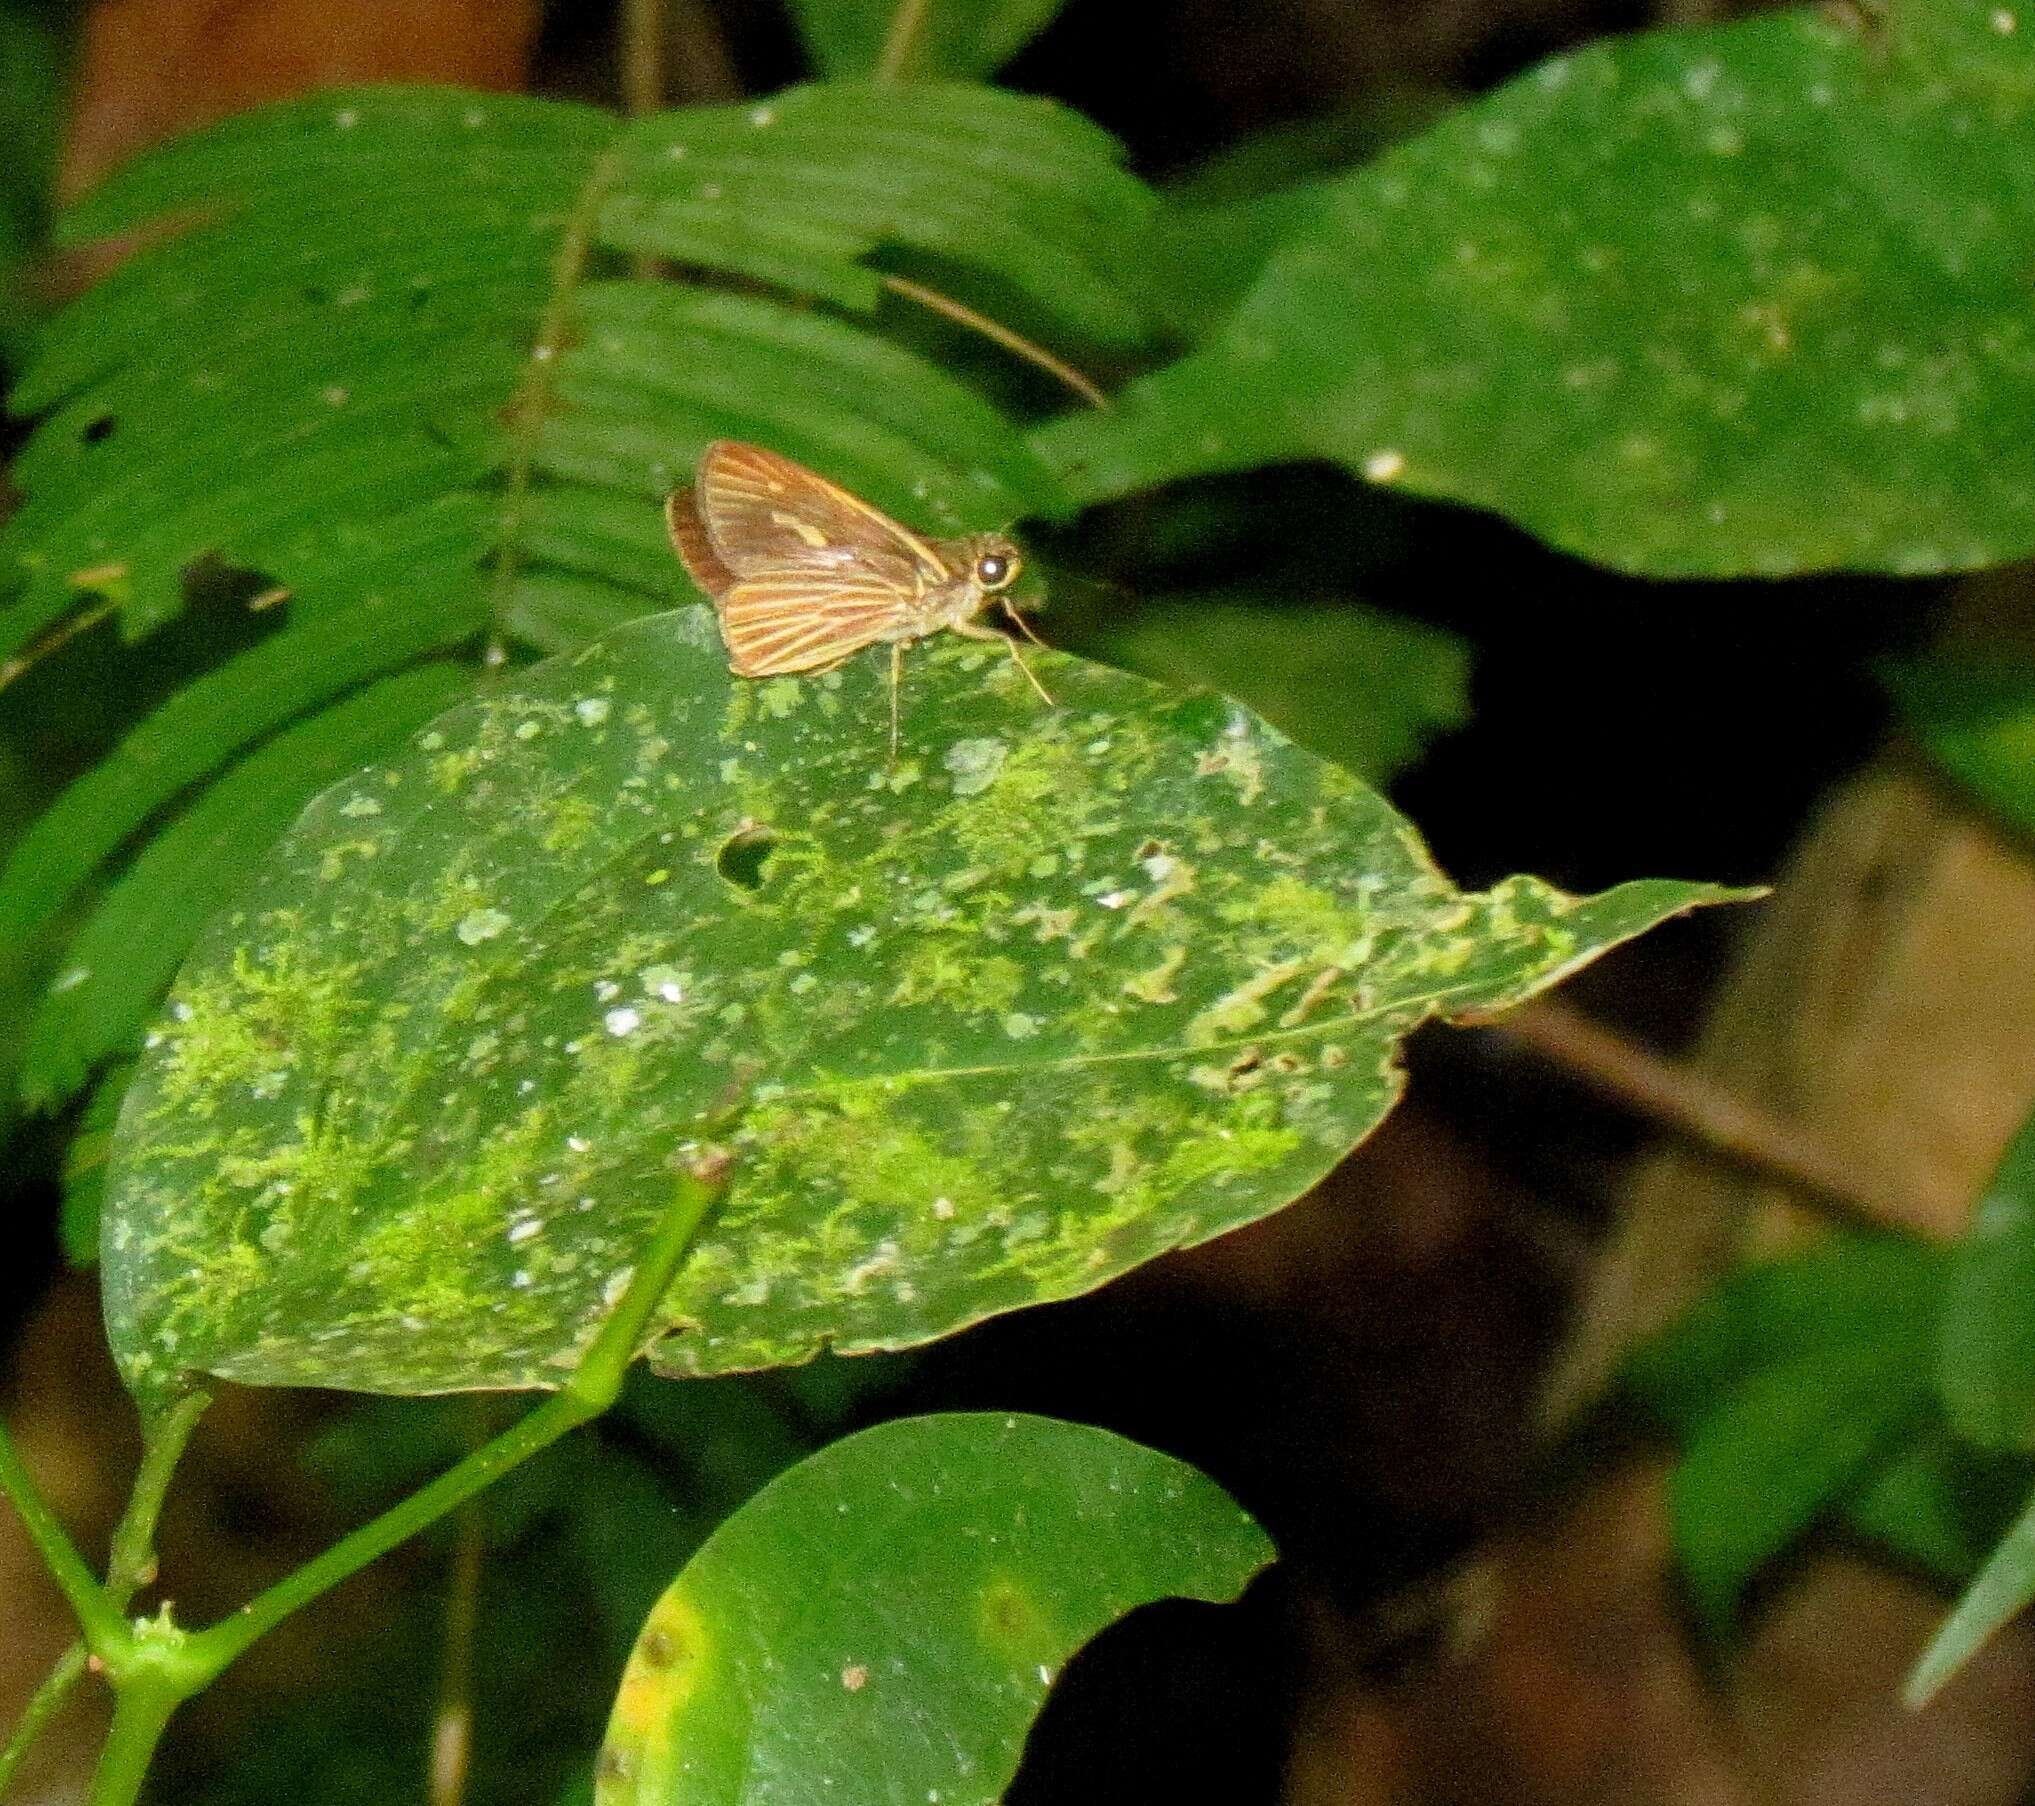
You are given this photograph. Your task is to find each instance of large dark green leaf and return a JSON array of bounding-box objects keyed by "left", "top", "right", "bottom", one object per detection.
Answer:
[
  {"left": 1038, "top": 0, "right": 2035, "bottom": 578},
  {"left": 1940, "top": 1107, "right": 2035, "bottom": 1450},
  {"left": 788, "top": 0, "right": 1069, "bottom": 82},
  {"left": 595, "top": 1412, "right": 1272, "bottom": 1806},
  {"left": 0, "top": 81, "right": 1158, "bottom": 1108},
  {"left": 102, "top": 613, "right": 1731, "bottom": 1401}
]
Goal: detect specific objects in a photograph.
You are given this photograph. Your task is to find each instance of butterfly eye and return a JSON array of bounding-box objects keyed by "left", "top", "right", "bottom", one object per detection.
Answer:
[{"left": 975, "top": 552, "right": 1017, "bottom": 590}]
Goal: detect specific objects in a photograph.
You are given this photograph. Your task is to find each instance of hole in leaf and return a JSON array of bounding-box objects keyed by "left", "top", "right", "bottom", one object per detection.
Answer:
[{"left": 715, "top": 824, "right": 777, "bottom": 892}]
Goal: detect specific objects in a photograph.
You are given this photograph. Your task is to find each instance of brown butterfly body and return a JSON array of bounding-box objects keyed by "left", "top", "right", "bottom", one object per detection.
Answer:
[{"left": 666, "top": 441, "right": 1049, "bottom": 749}]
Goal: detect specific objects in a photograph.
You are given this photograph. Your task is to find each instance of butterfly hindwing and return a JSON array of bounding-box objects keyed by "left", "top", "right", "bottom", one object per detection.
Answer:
[
  {"left": 717, "top": 568, "right": 920, "bottom": 675},
  {"left": 665, "top": 487, "right": 738, "bottom": 598}
]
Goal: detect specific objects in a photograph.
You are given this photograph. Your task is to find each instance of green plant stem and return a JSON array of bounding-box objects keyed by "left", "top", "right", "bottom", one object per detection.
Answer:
[
  {"left": 191, "top": 1157, "right": 726, "bottom": 1677},
  {"left": 105, "top": 1391, "right": 210, "bottom": 1606},
  {"left": 876, "top": 0, "right": 931, "bottom": 81},
  {"left": 0, "top": 1389, "right": 208, "bottom": 1796},
  {"left": 89, "top": 1677, "right": 181, "bottom": 1806},
  {"left": 0, "top": 1422, "right": 125, "bottom": 1655},
  {"left": 0, "top": 1641, "right": 86, "bottom": 1796},
  {"left": 70, "top": 1155, "right": 728, "bottom": 1806}
]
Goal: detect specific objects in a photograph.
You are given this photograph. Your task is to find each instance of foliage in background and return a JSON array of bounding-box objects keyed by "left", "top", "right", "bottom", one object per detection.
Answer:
[
  {"left": 1624, "top": 1111, "right": 2035, "bottom": 1699},
  {"left": 2, "top": 0, "right": 2035, "bottom": 1793},
  {"left": 1041, "top": 2, "right": 2035, "bottom": 579},
  {"left": 0, "top": 0, "right": 63, "bottom": 372}
]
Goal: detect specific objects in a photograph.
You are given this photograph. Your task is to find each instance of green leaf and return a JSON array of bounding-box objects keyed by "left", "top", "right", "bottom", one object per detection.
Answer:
[
  {"left": 1623, "top": 1237, "right": 1949, "bottom": 1633},
  {"left": 101, "top": 614, "right": 1734, "bottom": 1401},
  {"left": 1908, "top": 1482, "right": 2035, "bottom": 1708},
  {"left": 1155, "top": 90, "right": 1450, "bottom": 336},
  {"left": 594, "top": 1411, "right": 1273, "bottom": 1805},
  {"left": 1670, "top": 1338, "right": 1933, "bottom": 1637},
  {"left": 1940, "top": 1105, "right": 2035, "bottom": 1450},
  {"left": 1072, "top": 589, "right": 1470, "bottom": 784},
  {"left": 788, "top": 0, "right": 1069, "bottom": 82},
  {"left": 1843, "top": 1428, "right": 2034, "bottom": 1589},
  {"left": 1622, "top": 1236, "right": 1948, "bottom": 1432},
  {"left": 1883, "top": 654, "right": 2035, "bottom": 845},
  {"left": 0, "top": 1, "right": 64, "bottom": 369},
  {"left": 1037, "top": 0, "right": 2035, "bottom": 578},
  {"left": 59, "top": 1059, "right": 132, "bottom": 1268},
  {"left": 2, "top": 80, "right": 1159, "bottom": 1107}
]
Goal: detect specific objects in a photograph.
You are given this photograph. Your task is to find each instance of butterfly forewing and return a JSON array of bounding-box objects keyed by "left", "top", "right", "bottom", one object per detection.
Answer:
[{"left": 692, "top": 441, "right": 948, "bottom": 586}]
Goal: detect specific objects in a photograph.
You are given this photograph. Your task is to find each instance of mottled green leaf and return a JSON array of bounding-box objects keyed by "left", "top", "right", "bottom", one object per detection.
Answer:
[
  {"left": 1073, "top": 589, "right": 1470, "bottom": 784},
  {"left": 595, "top": 1412, "right": 1272, "bottom": 1805},
  {"left": 788, "top": 0, "right": 1068, "bottom": 82},
  {"left": 1884, "top": 654, "right": 2035, "bottom": 845},
  {"left": 1908, "top": 1482, "right": 2035, "bottom": 1708},
  {"left": 1940, "top": 1106, "right": 2035, "bottom": 1450},
  {"left": 1037, "top": 0, "right": 2035, "bottom": 578},
  {"left": 103, "top": 614, "right": 1731, "bottom": 1401}
]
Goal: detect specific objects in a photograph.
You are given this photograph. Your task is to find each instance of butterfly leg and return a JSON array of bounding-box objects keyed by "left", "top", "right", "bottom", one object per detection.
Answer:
[
  {"left": 951, "top": 618, "right": 1053, "bottom": 707},
  {"left": 998, "top": 595, "right": 1051, "bottom": 651},
  {"left": 889, "top": 639, "right": 904, "bottom": 766}
]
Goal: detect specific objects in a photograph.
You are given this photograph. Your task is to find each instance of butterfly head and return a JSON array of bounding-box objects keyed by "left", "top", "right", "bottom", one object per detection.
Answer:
[{"left": 963, "top": 534, "right": 1023, "bottom": 595}]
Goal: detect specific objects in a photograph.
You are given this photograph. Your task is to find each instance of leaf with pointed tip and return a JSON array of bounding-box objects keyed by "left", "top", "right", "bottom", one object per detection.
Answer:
[
  {"left": 595, "top": 1412, "right": 1271, "bottom": 1806},
  {"left": 102, "top": 616, "right": 1737, "bottom": 1404}
]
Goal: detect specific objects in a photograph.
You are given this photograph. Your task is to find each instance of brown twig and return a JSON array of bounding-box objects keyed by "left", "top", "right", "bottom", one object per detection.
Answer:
[
  {"left": 1476, "top": 996, "right": 1926, "bottom": 1238},
  {"left": 427, "top": 1443, "right": 488, "bottom": 1806},
  {"left": 621, "top": 0, "right": 666, "bottom": 118}
]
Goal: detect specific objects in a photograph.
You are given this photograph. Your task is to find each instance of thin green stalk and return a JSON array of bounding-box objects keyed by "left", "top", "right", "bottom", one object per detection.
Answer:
[
  {"left": 0, "top": 1421, "right": 124, "bottom": 1654},
  {"left": 188, "top": 1157, "right": 726, "bottom": 1678},
  {"left": 0, "top": 1386, "right": 207, "bottom": 1794},
  {"left": 66, "top": 1155, "right": 728, "bottom": 1806},
  {"left": 106, "top": 1391, "right": 210, "bottom": 1606},
  {"left": 0, "top": 1641, "right": 86, "bottom": 1797},
  {"left": 88, "top": 1675, "right": 182, "bottom": 1806},
  {"left": 876, "top": 0, "right": 932, "bottom": 81}
]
